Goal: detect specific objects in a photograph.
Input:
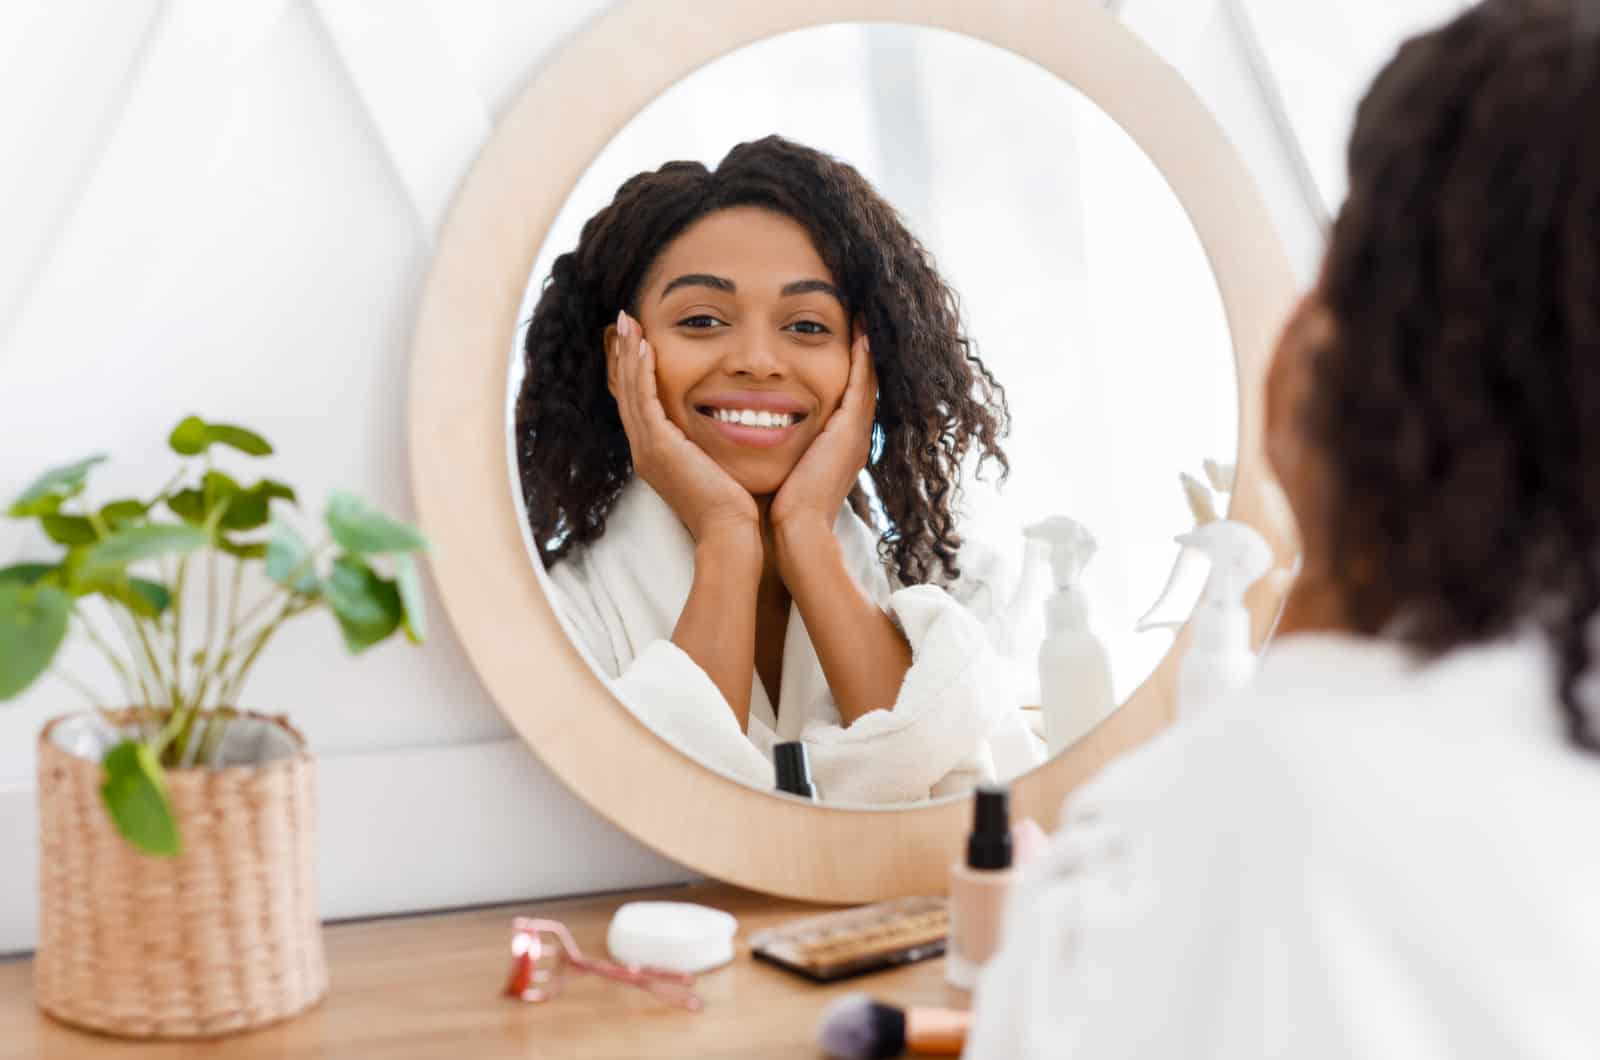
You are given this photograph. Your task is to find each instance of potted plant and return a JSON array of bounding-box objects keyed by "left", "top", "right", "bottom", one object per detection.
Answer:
[{"left": 0, "top": 415, "right": 428, "bottom": 1038}]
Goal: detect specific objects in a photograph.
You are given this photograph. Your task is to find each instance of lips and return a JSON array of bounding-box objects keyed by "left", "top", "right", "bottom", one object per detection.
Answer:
[{"left": 694, "top": 392, "right": 809, "bottom": 449}]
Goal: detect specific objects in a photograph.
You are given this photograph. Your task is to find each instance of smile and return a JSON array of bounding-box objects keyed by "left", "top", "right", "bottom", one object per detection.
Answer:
[
  {"left": 706, "top": 408, "right": 800, "bottom": 429},
  {"left": 696, "top": 405, "right": 807, "bottom": 449}
]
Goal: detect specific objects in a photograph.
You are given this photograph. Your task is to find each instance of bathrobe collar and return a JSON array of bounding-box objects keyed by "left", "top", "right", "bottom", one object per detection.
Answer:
[{"left": 601, "top": 477, "right": 884, "bottom": 736}]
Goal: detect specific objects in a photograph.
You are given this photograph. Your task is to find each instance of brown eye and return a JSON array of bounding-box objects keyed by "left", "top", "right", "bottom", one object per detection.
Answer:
[
  {"left": 786, "top": 320, "right": 830, "bottom": 336},
  {"left": 678, "top": 315, "right": 727, "bottom": 329}
]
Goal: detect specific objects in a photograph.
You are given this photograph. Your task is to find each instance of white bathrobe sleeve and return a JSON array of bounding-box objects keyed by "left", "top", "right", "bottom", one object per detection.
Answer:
[
  {"left": 545, "top": 520, "right": 1042, "bottom": 804},
  {"left": 545, "top": 556, "right": 774, "bottom": 790},
  {"left": 791, "top": 585, "right": 1031, "bottom": 804}
]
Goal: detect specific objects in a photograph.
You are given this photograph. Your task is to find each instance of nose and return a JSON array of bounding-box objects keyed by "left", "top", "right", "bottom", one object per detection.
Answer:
[{"left": 723, "top": 338, "right": 785, "bottom": 380}]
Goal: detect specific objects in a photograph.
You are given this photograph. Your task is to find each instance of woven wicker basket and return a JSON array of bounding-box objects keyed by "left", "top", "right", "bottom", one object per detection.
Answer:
[{"left": 34, "top": 709, "right": 327, "bottom": 1039}]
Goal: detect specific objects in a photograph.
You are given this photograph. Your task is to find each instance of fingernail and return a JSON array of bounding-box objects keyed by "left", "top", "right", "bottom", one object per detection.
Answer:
[
  {"left": 617, "top": 310, "right": 630, "bottom": 337},
  {"left": 639, "top": 338, "right": 649, "bottom": 359}
]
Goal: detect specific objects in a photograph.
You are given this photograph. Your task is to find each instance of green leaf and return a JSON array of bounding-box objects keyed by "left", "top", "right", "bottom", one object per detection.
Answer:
[
  {"left": 257, "top": 479, "right": 296, "bottom": 505},
  {"left": 169, "top": 416, "right": 210, "bottom": 456},
  {"left": 168, "top": 416, "right": 272, "bottom": 458},
  {"left": 229, "top": 479, "right": 296, "bottom": 530},
  {"left": 99, "top": 499, "right": 148, "bottom": 530},
  {"left": 208, "top": 424, "right": 272, "bottom": 457},
  {"left": 81, "top": 523, "right": 206, "bottom": 575},
  {"left": 395, "top": 554, "right": 427, "bottom": 644},
  {"left": 265, "top": 518, "right": 319, "bottom": 593},
  {"left": 212, "top": 473, "right": 272, "bottom": 531},
  {"left": 166, "top": 488, "right": 206, "bottom": 524},
  {"left": 0, "top": 585, "right": 71, "bottom": 700},
  {"left": 191, "top": 473, "right": 292, "bottom": 532},
  {"left": 99, "top": 741, "right": 180, "bottom": 857},
  {"left": 324, "top": 492, "right": 427, "bottom": 555},
  {"left": 201, "top": 468, "right": 241, "bottom": 505},
  {"left": 217, "top": 536, "right": 267, "bottom": 560},
  {"left": 40, "top": 514, "right": 98, "bottom": 546},
  {"left": 324, "top": 554, "right": 401, "bottom": 652},
  {"left": 0, "top": 563, "right": 57, "bottom": 587},
  {"left": 66, "top": 554, "right": 173, "bottom": 617},
  {"left": 8, "top": 455, "right": 107, "bottom": 516},
  {"left": 125, "top": 578, "right": 172, "bottom": 618}
]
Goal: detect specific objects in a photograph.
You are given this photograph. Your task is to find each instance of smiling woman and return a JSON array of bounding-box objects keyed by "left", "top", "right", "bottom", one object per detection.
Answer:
[
  {"left": 413, "top": 0, "right": 1297, "bottom": 895},
  {"left": 513, "top": 136, "right": 1027, "bottom": 804}
]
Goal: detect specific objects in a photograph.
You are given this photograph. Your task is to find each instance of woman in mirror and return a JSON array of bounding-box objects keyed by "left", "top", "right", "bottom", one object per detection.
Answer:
[
  {"left": 514, "top": 135, "right": 1043, "bottom": 804},
  {"left": 969, "top": 1, "right": 1600, "bottom": 1054}
]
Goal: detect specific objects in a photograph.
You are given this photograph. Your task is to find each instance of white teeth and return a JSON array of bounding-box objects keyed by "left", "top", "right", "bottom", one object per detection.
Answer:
[{"left": 711, "top": 408, "right": 795, "bottom": 429}]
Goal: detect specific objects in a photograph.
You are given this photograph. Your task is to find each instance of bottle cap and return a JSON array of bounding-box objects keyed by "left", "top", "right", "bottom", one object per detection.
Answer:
[
  {"left": 1023, "top": 516, "right": 1097, "bottom": 590},
  {"left": 1174, "top": 519, "right": 1274, "bottom": 608},
  {"left": 773, "top": 741, "right": 816, "bottom": 800},
  {"left": 967, "top": 784, "right": 1013, "bottom": 870}
]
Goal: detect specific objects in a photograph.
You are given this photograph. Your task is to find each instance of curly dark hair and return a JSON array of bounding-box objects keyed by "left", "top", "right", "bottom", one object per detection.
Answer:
[
  {"left": 514, "top": 135, "right": 1009, "bottom": 586},
  {"left": 1307, "top": 0, "right": 1600, "bottom": 747}
]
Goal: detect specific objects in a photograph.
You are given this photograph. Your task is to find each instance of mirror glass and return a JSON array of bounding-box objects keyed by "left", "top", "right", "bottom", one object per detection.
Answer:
[{"left": 507, "top": 23, "right": 1236, "bottom": 807}]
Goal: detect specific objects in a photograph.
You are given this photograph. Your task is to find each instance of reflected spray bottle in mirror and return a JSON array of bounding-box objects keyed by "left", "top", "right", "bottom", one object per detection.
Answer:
[
  {"left": 946, "top": 784, "right": 1014, "bottom": 992},
  {"left": 1025, "top": 517, "right": 1115, "bottom": 756}
]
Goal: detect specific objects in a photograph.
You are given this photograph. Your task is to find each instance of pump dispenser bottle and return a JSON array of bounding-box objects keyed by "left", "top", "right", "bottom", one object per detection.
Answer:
[
  {"left": 1175, "top": 520, "right": 1273, "bottom": 719},
  {"left": 773, "top": 741, "right": 817, "bottom": 800},
  {"left": 946, "top": 784, "right": 1014, "bottom": 991},
  {"left": 1025, "top": 517, "right": 1115, "bottom": 755}
]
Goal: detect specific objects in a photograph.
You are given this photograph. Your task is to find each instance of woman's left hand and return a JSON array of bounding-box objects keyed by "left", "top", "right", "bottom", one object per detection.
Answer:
[{"left": 771, "top": 331, "right": 877, "bottom": 535}]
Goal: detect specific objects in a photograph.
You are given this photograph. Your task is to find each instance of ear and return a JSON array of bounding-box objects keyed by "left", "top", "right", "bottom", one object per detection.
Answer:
[{"left": 603, "top": 324, "right": 620, "bottom": 399}]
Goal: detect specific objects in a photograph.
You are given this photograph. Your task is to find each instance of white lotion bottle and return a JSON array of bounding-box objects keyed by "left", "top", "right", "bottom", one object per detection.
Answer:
[
  {"left": 1025, "top": 516, "right": 1115, "bottom": 756},
  {"left": 1175, "top": 519, "right": 1274, "bottom": 719}
]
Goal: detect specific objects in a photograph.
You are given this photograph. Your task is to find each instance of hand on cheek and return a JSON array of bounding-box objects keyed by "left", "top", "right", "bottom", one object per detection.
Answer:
[
  {"left": 770, "top": 331, "right": 876, "bottom": 536},
  {"left": 610, "top": 311, "right": 759, "bottom": 547}
]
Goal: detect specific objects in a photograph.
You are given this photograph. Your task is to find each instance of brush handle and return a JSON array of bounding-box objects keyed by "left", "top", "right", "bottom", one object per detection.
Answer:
[{"left": 906, "top": 1007, "right": 971, "bottom": 1055}]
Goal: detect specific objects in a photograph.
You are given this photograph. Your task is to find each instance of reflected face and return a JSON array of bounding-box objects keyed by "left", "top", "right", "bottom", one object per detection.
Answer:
[{"left": 617, "top": 207, "right": 852, "bottom": 496}]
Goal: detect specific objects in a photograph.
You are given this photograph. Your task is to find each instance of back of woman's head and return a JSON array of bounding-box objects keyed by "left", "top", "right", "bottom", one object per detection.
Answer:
[
  {"left": 1308, "top": 0, "right": 1600, "bottom": 745},
  {"left": 515, "top": 135, "right": 1007, "bottom": 586}
]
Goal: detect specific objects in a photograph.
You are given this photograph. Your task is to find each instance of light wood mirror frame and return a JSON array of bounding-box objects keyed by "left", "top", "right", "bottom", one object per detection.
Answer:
[{"left": 409, "top": 0, "right": 1299, "bottom": 902}]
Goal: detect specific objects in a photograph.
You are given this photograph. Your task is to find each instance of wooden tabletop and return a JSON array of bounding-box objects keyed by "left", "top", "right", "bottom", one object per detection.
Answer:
[{"left": 0, "top": 882, "right": 964, "bottom": 1059}]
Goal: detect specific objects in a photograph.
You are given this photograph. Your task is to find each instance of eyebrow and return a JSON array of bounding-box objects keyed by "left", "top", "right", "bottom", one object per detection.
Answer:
[
  {"left": 657, "top": 273, "right": 844, "bottom": 305},
  {"left": 659, "top": 273, "right": 734, "bottom": 299}
]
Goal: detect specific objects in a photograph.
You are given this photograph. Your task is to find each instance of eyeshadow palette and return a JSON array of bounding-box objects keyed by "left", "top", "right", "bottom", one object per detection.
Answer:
[{"left": 748, "top": 896, "right": 949, "bottom": 983}]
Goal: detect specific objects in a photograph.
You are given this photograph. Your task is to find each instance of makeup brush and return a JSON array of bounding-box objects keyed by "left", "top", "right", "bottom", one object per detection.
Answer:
[{"left": 816, "top": 993, "right": 970, "bottom": 1058}]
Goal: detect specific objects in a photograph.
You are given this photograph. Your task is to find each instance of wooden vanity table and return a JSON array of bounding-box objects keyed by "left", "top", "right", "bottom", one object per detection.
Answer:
[{"left": 0, "top": 883, "right": 959, "bottom": 1059}]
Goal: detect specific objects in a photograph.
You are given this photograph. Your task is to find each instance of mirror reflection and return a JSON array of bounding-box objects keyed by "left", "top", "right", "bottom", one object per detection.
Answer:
[{"left": 509, "top": 24, "right": 1235, "bottom": 805}]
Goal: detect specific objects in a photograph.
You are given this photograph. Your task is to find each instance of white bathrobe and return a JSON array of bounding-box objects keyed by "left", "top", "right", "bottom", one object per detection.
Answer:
[
  {"left": 546, "top": 479, "right": 1042, "bottom": 804},
  {"left": 966, "top": 632, "right": 1600, "bottom": 1058}
]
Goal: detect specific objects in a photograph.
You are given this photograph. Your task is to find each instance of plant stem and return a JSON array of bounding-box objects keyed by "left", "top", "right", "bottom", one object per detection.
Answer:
[
  {"left": 192, "top": 555, "right": 239, "bottom": 711},
  {"left": 196, "top": 543, "right": 218, "bottom": 703},
  {"left": 149, "top": 466, "right": 187, "bottom": 506},
  {"left": 230, "top": 537, "right": 325, "bottom": 636},
  {"left": 107, "top": 604, "right": 163, "bottom": 705},
  {"left": 193, "top": 706, "right": 236, "bottom": 768},
  {"left": 84, "top": 507, "right": 111, "bottom": 540},
  {"left": 151, "top": 705, "right": 191, "bottom": 760},
  {"left": 74, "top": 609, "right": 142, "bottom": 703},
  {"left": 50, "top": 667, "right": 105, "bottom": 710},
  {"left": 169, "top": 553, "right": 190, "bottom": 706},
  {"left": 217, "top": 597, "right": 312, "bottom": 707}
]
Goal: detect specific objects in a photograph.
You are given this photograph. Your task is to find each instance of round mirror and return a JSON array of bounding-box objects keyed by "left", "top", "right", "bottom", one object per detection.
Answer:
[
  {"left": 507, "top": 23, "right": 1236, "bottom": 807},
  {"left": 410, "top": 0, "right": 1296, "bottom": 900}
]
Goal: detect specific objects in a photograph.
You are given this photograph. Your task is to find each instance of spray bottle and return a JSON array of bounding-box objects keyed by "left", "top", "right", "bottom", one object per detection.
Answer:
[
  {"left": 1024, "top": 516, "right": 1115, "bottom": 755},
  {"left": 1175, "top": 519, "right": 1273, "bottom": 719}
]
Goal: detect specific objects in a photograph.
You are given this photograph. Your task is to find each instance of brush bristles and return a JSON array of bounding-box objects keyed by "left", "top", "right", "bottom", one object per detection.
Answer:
[{"left": 817, "top": 992, "right": 908, "bottom": 1060}]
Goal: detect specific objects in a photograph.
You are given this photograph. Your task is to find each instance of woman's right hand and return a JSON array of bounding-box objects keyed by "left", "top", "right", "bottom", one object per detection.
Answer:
[{"left": 611, "top": 310, "right": 759, "bottom": 546}]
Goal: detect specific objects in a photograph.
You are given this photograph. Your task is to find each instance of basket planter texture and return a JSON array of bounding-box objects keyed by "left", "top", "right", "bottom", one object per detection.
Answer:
[{"left": 34, "top": 709, "right": 326, "bottom": 1039}]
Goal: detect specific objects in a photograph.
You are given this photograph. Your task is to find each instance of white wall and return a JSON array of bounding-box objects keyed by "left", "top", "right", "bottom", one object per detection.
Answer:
[{"left": 0, "top": 0, "right": 1353, "bottom": 951}]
